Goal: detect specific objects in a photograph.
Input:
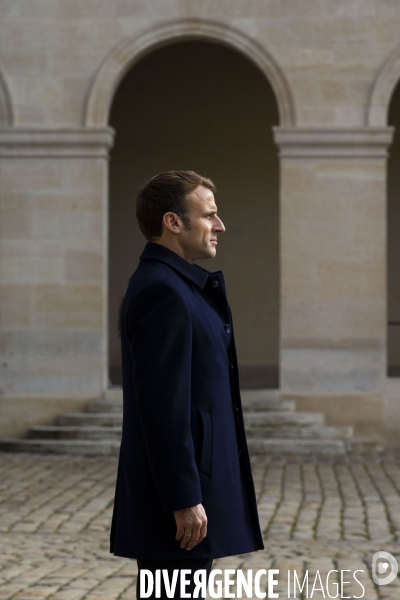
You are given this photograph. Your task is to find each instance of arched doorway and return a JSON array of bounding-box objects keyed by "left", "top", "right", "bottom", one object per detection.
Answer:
[
  {"left": 108, "top": 40, "right": 280, "bottom": 388},
  {"left": 388, "top": 80, "right": 400, "bottom": 376}
]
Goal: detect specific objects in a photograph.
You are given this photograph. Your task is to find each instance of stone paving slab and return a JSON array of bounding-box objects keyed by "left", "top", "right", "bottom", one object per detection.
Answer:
[{"left": 1, "top": 453, "right": 400, "bottom": 599}]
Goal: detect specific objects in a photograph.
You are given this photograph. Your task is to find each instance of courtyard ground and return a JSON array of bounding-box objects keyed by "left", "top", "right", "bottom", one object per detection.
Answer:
[{"left": 1, "top": 452, "right": 400, "bottom": 599}]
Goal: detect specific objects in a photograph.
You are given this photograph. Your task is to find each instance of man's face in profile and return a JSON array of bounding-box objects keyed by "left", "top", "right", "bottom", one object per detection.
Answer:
[{"left": 179, "top": 185, "right": 226, "bottom": 262}]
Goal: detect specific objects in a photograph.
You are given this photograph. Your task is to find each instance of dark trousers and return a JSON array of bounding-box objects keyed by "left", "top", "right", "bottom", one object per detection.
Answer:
[{"left": 136, "top": 558, "right": 213, "bottom": 600}]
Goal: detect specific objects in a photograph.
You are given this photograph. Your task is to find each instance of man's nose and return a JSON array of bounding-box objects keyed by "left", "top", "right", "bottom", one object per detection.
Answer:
[{"left": 214, "top": 217, "right": 226, "bottom": 232}]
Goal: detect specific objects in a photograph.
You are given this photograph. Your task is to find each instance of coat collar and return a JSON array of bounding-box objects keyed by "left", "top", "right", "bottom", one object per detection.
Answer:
[{"left": 139, "top": 241, "right": 219, "bottom": 290}]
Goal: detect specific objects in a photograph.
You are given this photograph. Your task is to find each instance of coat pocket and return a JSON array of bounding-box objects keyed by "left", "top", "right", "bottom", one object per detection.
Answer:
[{"left": 199, "top": 410, "right": 212, "bottom": 475}]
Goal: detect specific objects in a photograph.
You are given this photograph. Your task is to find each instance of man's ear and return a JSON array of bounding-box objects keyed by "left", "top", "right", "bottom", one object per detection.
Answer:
[{"left": 162, "top": 212, "right": 181, "bottom": 235}]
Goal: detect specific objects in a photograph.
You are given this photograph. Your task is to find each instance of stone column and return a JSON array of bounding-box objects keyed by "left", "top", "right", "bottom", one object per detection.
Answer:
[
  {"left": 0, "top": 127, "right": 114, "bottom": 436},
  {"left": 273, "top": 127, "right": 394, "bottom": 428}
]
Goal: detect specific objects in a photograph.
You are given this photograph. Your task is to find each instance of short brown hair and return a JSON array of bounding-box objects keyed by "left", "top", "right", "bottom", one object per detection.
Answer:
[{"left": 136, "top": 170, "right": 216, "bottom": 240}]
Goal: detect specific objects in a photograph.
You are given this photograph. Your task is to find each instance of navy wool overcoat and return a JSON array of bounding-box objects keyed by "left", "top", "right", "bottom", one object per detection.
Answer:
[{"left": 110, "top": 242, "right": 264, "bottom": 559}]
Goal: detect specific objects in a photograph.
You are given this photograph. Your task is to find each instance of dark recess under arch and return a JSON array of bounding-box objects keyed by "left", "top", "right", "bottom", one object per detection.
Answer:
[{"left": 108, "top": 40, "right": 280, "bottom": 388}]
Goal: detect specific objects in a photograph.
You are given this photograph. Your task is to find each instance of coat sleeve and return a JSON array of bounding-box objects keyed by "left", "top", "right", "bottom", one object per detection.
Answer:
[{"left": 127, "top": 278, "right": 202, "bottom": 513}]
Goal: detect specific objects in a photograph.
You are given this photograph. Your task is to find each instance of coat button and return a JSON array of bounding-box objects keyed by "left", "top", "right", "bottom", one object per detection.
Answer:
[
  {"left": 230, "top": 364, "right": 234, "bottom": 371},
  {"left": 224, "top": 324, "right": 231, "bottom": 333},
  {"left": 211, "top": 280, "right": 219, "bottom": 288}
]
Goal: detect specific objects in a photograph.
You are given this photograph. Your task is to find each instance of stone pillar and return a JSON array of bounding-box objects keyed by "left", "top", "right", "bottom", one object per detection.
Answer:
[
  {"left": 0, "top": 127, "right": 114, "bottom": 436},
  {"left": 273, "top": 127, "right": 394, "bottom": 428}
]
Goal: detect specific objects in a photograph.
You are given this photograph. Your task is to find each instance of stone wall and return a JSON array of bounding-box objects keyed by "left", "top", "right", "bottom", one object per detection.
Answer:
[{"left": 1, "top": 1, "right": 400, "bottom": 435}]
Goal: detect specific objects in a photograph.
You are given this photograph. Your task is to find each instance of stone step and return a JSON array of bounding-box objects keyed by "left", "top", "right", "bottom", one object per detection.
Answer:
[
  {"left": 29, "top": 426, "right": 122, "bottom": 441},
  {"left": 246, "top": 437, "right": 384, "bottom": 455},
  {"left": 345, "top": 436, "right": 385, "bottom": 453},
  {"left": 86, "top": 398, "right": 296, "bottom": 413},
  {"left": 243, "top": 411, "right": 324, "bottom": 427},
  {"left": 29, "top": 423, "right": 351, "bottom": 442},
  {"left": 247, "top": 438, "right": 347, "bottom": 455},
  {"left": 242, "top": 399, "right": 295, "bottom": 412},
  {"left": 86, "top": 400, "right": 123, "bottom": 413},
  {"left": 240, "top": 389, "right": 280, "bottom": 402},
  {"left": 0, "top": 435, "right": 384, "bottom": 456},
  {"left": 245, "top": 424, "right": 354, "bottom": 439},
  {"left": 0, "top": 439, "right": 120, "bottom": 456},
  {"left": 103, "top": 387, "right": 282, "bottom": 403},
  {"left": 58, "top": 412, "right": 123, "bottom": 427},
  {"left": 59, "top": 410, "right": 323, "bottom": 428}
]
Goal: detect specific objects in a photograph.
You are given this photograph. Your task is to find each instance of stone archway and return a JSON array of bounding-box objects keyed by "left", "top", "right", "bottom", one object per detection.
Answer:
[
  {"left": 106, "top": 38, "right": 281, "bottom": 388},
  {"left": 367, "top": 44, "right": 400, "bottom": 378},
  {"left": 367, "top": 41, "right": 400, "bottom": 127},
  {"left": 82, "top": 19, "right": 293, "bottom": 388},
  {"left": 84, "top": 19, "right": 295, "bottom": 128}
]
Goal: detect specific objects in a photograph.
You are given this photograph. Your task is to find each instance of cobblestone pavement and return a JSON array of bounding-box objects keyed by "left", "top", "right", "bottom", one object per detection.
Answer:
[{"left": 1, "top": 453, "right": 400, "bottom": 599}]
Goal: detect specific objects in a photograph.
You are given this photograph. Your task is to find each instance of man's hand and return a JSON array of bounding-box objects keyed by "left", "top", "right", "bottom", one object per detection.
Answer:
[{"left": 174, "top": 504, "right": 207, "bottom": 551}]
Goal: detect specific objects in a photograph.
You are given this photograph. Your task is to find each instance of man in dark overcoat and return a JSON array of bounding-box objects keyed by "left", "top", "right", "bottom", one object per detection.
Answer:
[{"left": 110, "top": 171, "right": 264, "bottom": 598}]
